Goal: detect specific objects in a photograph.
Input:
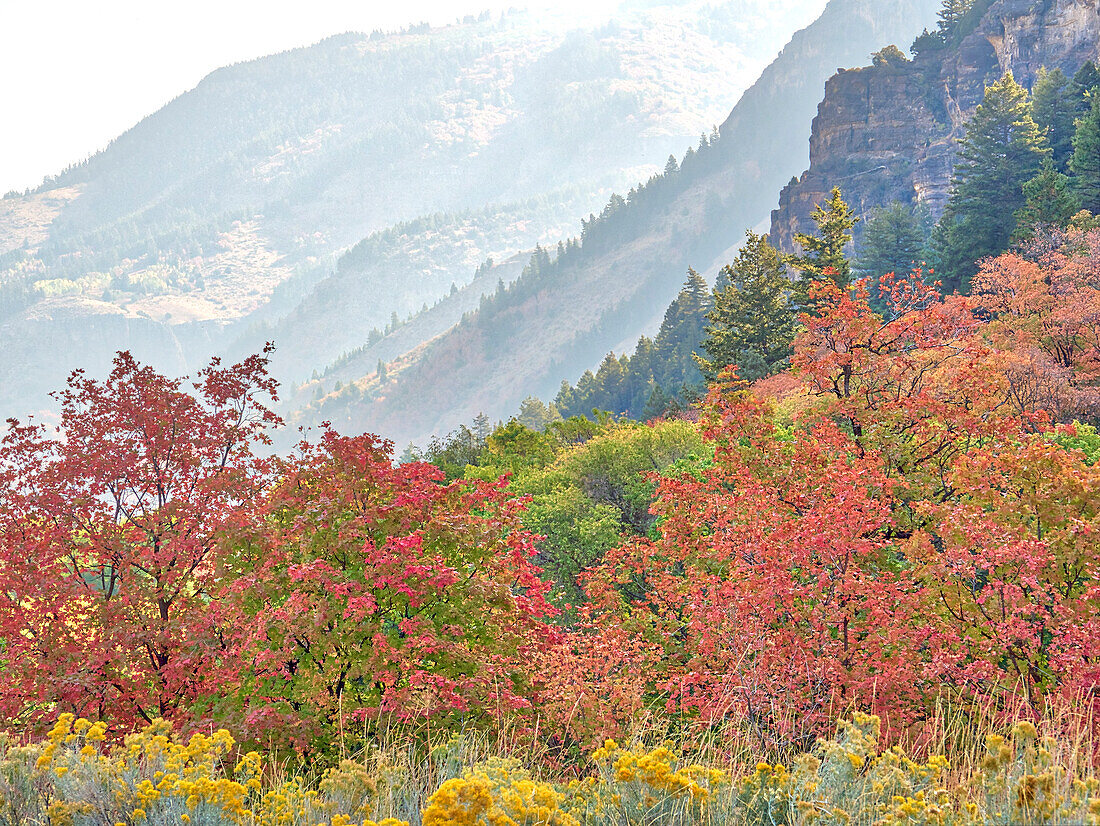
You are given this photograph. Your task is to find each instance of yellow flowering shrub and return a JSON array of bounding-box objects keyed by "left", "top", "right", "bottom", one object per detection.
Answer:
[
  {"left": 422, "top": 757, "right": 577, "bottom": 826},
  {"left": 0, "top": 714, "right": 408, "bottom": 826},
  {"left": 972, "top": 720, "right": 1100, "bottom": 825},
  {"left": 4, "top": 714, "right": 1100, "bottom": 826},
  {"left": 564, "top": 739, "right": 727, "bottom": 825},
  {"left": 716, "top": 713, "right": 957, "bottom": 826}
]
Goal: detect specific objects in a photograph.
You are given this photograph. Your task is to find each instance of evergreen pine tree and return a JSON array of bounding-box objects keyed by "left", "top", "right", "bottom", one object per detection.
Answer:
[
  {"left": 787, "top": 187, "right": 859, "bottom": 290},
  {"left": 855, "top": 203, "right": 928, "bottom": 287},
  {"left": 652, "top": 269, "right": 711, "bottom": 390},
  {"left": 697, "top": 232, "right": 796, "bottom": 383},
  {"left": 642, "top": 384, "right": 673, "bottom": 421},
  {"left": 1071, "top": 91, "right": 1100, "bottom": 213},
  {"left": 1032, "top": 67, "right": 1078, "bottom": 172},
  {"left": 473, "top": 412, "right": 492, "bottom": 442},
  {"left": 934, "top": 73, "right": 1049, "bottom": 291},
  {"left": 936, "top": 0, "right": 974, "bottom": 38},
  {"left": 1074, "top": 61, "right": 1100, "bottom": 105},
  {"left": 516, "top": 397, "right": 560, "bottom": 431},
  {"left": 1013, "top": 159, "right": 1080, "bottom": 241}
]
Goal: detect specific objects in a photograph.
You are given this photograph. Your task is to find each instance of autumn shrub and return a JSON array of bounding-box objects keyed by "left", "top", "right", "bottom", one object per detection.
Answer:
[
  {"left": 213, "top": 429, "right": 558, "bottom": 756},
  {"left": 467, "top": 418, "right": 706, "bottom": 612},
  {"left": 571, "top": 388, "right": 934, "bottom": 750},
  {"left": 972, "top": 228, "right": 1100, "bottom": 423},
  {"left": 907, "top": 429, "right": 1100, "bottom": 710},
  {"left": 545, "top": 260, "right": 1100, "bottom": 754}
]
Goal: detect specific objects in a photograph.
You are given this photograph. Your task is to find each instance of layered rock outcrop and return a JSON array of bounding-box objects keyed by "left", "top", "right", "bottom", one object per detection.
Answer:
[{"left": 770, "top": 0, "right": 1100, "bottom": 253}]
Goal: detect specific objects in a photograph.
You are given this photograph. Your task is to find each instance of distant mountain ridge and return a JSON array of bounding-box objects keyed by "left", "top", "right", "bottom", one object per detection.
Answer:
[
  {"left": 0, "top": 0, "right": 823, "bottom": 421},
  {"left": 304, "top": 0, "right": 942, "bottom": 445}
]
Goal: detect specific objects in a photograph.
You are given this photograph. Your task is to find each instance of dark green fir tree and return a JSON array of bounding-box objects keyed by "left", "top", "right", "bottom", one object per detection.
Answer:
[
  {"left": 855, "top": 203, "right": 929, "bottom": 287},
  {"left": 934, "top": 72, "right": 1049, "bottom": 291},
  {"left": 696, "top": 231, "right": 796, "bottom": 382},
  {"left": 1013, "top": 159, "right": 1080, "bottom": 241},
  {"left": 1074, "top": 61, "right": 1100, "bottom": 104},
  {"left": 1032, "top": 67, "right": 1078, "bottom": 172},
  {"left": 787, "top": 186, "right": 859, "bottom": 291},
  {"left": 1071, "top": 91, "right": 1100, "bottom": 213}
]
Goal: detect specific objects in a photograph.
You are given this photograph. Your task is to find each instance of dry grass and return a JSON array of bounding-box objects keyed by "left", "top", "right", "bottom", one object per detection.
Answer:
[{"left": 2, "top": 697, "right": 1100, "bottom": 825}]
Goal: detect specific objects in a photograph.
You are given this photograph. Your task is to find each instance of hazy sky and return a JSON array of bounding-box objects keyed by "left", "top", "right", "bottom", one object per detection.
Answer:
[
  {"left": 0, "top": 0, "right": 825, "bottom": 195},
  {"left": 0, "top": 0, "right": 625, "bottom": 194}
]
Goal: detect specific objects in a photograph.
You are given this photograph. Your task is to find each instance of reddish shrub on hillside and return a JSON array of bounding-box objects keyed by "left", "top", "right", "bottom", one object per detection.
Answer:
[{"left": 214, "top": 429, "right": 557, "bottom": 753}]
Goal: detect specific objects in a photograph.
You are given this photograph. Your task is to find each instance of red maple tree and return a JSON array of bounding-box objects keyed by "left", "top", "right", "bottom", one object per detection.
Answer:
[{"left": 0, "top": 348, "right": 279, "bottom": 728}]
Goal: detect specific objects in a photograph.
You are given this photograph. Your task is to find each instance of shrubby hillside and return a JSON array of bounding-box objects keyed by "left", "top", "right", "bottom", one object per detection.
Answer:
[{"left": 1, "top": 215, "right": 1097, "bottom": 824}]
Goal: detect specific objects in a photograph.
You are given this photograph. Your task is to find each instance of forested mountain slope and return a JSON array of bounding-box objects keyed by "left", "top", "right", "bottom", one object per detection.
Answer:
[
  {"left": 306, "top": 0, "right": 943, "bottom": 445},
  {"left": 0, "top": 0, "right": 824, "bottom": 420}
]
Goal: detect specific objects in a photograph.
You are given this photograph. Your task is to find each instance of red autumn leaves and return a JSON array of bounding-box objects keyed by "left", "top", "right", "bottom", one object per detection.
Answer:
[
  {"left": 0, "top": 348, "right": 552, "bottom": 752},
  {"left": 0, "top": 230, "right": 1097, "bottom": 754}
]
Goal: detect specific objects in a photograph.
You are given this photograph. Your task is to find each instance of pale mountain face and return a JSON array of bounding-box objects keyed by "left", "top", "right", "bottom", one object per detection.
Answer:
[
  {"left": 289, "top": 0, "right": 944, "bottom": 445},
  {"left": 0, "top": 0, "right": 828, "bottom": 422}
]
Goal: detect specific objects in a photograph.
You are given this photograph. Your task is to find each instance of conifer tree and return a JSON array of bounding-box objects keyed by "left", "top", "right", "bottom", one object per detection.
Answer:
[
  {"left": 934, "top": 73, "right": 1049, "bottom": 291},
  {"left": 1032, "top": 67, "right": 1078, "bottom": 172},
  {"left": 936, "top": 0, "right": 975, "bottom": 38},
  {"left": 653, "top": 269, "right": 711, "bottom": 389},
  {"left": 1074, "top": 61, "right": 1100, "bottom": 104},
  {"left": 787, "top": 187, "right": 859, "bottom": 290},
  {"left": 855, "top": 203, "right": 928, "bottom": 287},
  {"left": 473, "top": 412, "right": 492, "bottom": 442},
  {"left": 516, "top": 397, "right": 560, "bottom": 431},
  {"left": 641, "top": 384, "right": 673, "bottom": 420},
  {"left": 1071, "top": 91, "right": 1100, "bottom": 213},
  {"left": 1013, "top": 159, "right": 1079, "bottom": 241},
  {"left": 697, "top": 232, "right": 796, "bottom": 382}
]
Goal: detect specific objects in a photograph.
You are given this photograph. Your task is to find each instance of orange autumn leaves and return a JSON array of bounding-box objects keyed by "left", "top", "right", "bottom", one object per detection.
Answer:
[
  {"left": 545, "top": 230, "right": 1100, "bottom": 749},
  {"left": 0, "top": 230, "right": 1097, "bottom": 758}
]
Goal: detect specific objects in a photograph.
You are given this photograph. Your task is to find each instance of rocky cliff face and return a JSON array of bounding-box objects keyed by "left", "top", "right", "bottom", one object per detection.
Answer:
[{"left": 770, "top": 0, "right": 1100, "bottom": 253}]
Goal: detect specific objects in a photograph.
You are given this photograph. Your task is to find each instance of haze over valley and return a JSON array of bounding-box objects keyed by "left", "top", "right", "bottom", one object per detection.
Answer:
[{"left": 2, "top": 0, "right": 837, "bottom": 437}]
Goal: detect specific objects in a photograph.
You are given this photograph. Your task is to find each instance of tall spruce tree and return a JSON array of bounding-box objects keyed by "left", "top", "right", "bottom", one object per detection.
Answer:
[
  {"left": 1032, "top": 67, "right": 1078, "bottom": 172},
  {"left": 855, "top": 203, "right": 928, "bottom": 286},
  {"left": 934, "top": 72, "right": 1049, "bottom": 291},
  {"left": 696, "top": 232, "right": 796, "bottom": 382},
  {"left": 1075, "top": 61, "right": 1100, "bottom": 104},
  {"left": 936, "top": 0, "right": 975, "bottom": 38},
  {"left": 653, "top": 269, "right": 711, "bottom": 389},
  {"left": 1014, "top": 159, "right": 1080, "bottom": 241},
  {"left": 1071, "top": 91, "right": 1100, "bottom": 213},
  {"left": 787, "top": 186, "right": 859, "bottom": 291}
]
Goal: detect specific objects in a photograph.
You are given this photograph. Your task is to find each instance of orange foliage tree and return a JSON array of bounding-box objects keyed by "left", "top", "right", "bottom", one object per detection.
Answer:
[
  {"left": 908, "top": 429, "right": 1100, "bottom": 708},
  {"left": 972, "top": 228, "right": 1100, "bottom": 421},
  {"left": 567, "top": 383, "right": 935, "bottom": 751},
  {"left": 556, "top": 263, "right": 1100, "bottom": 751}
]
